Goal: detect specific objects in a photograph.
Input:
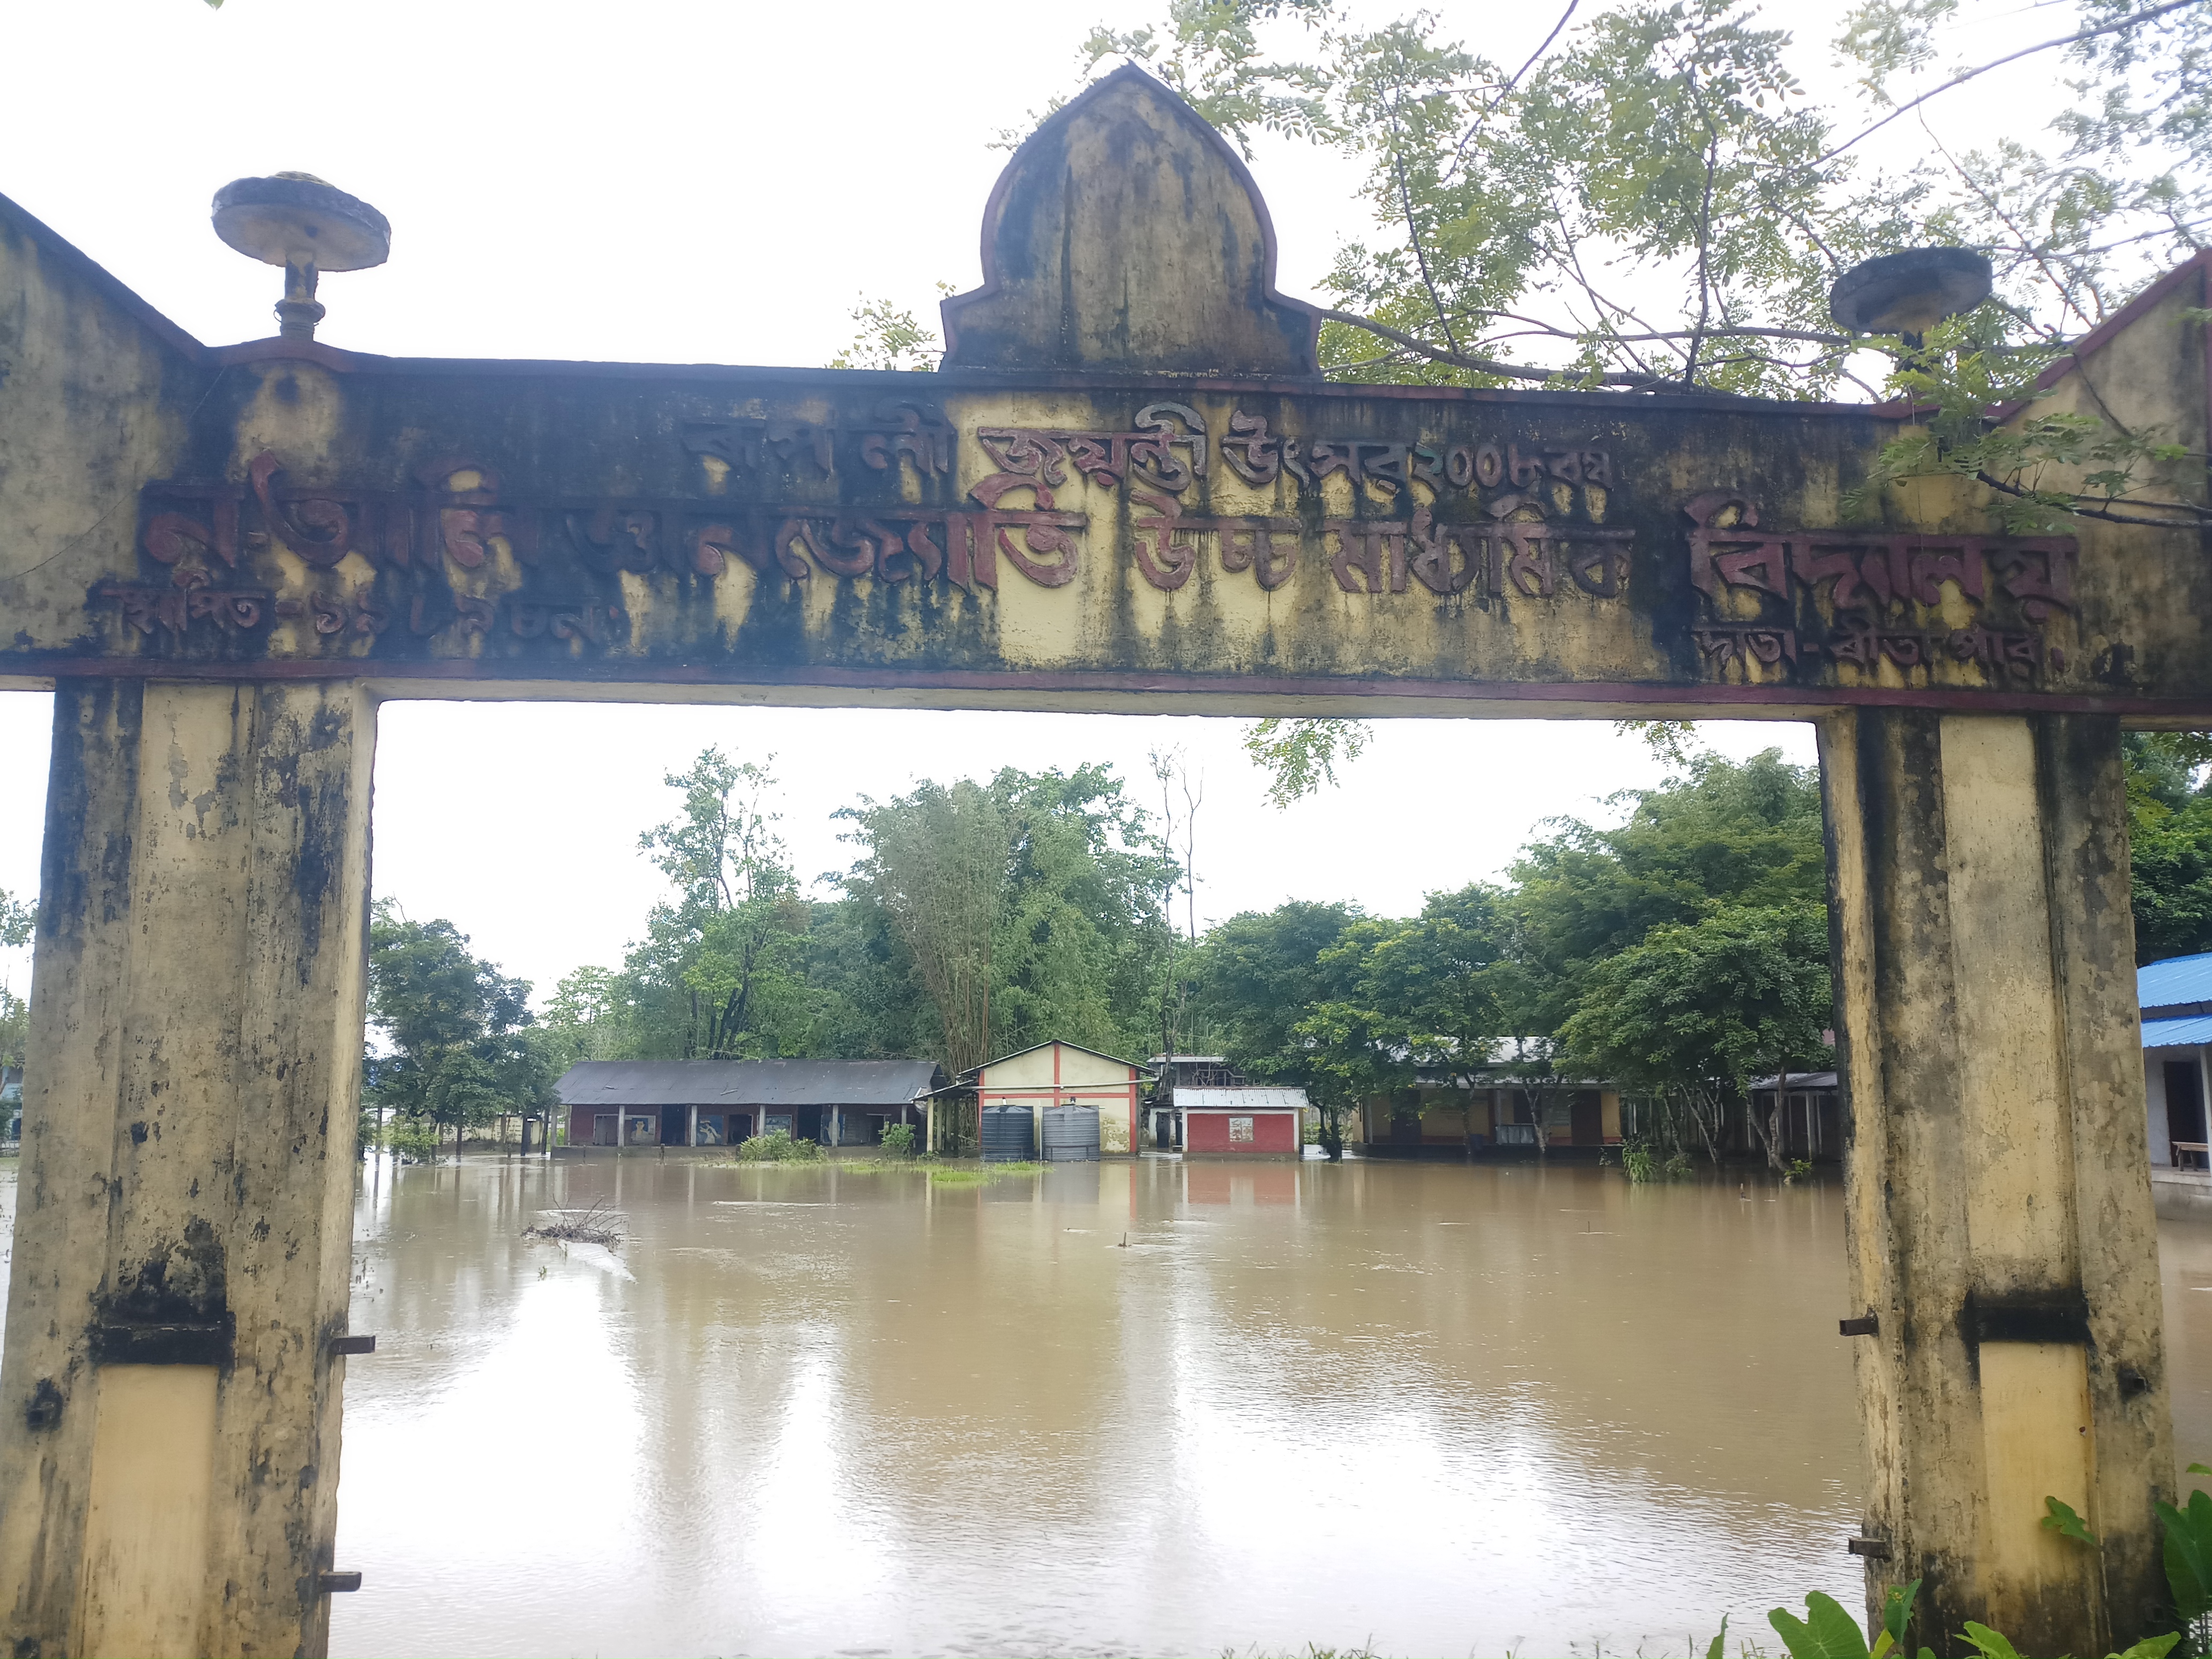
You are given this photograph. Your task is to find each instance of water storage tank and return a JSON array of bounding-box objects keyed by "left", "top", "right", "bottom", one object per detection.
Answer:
[
  {"left": 981, "top": 1103, "right": 1035, "bottom": 1162},
  {"left": 1041, "top": 1103, "right": 1101, "bottom": 1162}
]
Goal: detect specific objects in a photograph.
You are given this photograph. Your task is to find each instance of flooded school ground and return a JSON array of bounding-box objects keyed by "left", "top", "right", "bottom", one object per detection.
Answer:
[{"left": 7, "top": 1153, "right": 2209, "bottom": 1656}]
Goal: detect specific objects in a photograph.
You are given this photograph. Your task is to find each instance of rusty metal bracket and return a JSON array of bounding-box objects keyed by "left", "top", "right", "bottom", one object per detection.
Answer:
[
  {"left": 318, "top": 1571, "right": 363, "bottom": 1594},
  {"left": 92, "top": 1318, "right": 235, "bottom": 1367},
  {"left": 327, "top": 1334, "right": 376, "bottom": 1357},
  {"left": 1840, "top": 1313, "right": 1880, "bottom": 1337},
  {"left": 1847, "top": 1537, "right": 1893, "bottom": 1559}
]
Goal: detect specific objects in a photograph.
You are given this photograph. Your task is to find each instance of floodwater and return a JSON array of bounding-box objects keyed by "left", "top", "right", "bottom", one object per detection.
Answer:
[{"left": 3, "top": 1156, "right": 2210, "bottom": 1656}]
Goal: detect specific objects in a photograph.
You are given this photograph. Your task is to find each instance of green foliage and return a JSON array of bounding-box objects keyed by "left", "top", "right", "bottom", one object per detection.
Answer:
[
  {"left": 1876, "top": 1578, "right": 1923, "bottom": 1659},
  {"left": 1621, "top": 1141, "right": 1658, "bottom": 1184},
  {"left": 827, "top": 292, "right": 945, "bottom": 372},
  {"left": 1769, "top": 1578, "right": 1923, "bottom": 1659},
  {"left": 0, "top": 978, "right": 28, "bottom": 1088},
  {"left": 1559, "top": 902, "right": 1831, "bottom": 1165},
  {"left": 2043, "top": 1494, "right": 2101, "bottom": 1545},
  {"left": 1292, "top": 884, "right": 1508, "bottom": 1159},
  {"left": 733, "top": 1130, "right": 824, "bottom": 1164},
  {"left": 2157, "top": 1478, "right": 2212, "bottom": 1647},
  {"left": 1957, "top": 1621, "right": 2021, "bottom": 1659},
  {"left": 1195, "top": 745, "right": 1834, "bottom": 1162},
  {"left": 1840, "top": 306, "right": 2202, "bottom": 534},
  {"left": 879, "top": 1122, "right": 917, "bottom": 1159},
  {"left": 365, "top": 902, "right": 551, "bottom": 1146},
  {"left": 990, "top": 764, "right": 1180, "bottom": 1062},
  {"left": 1785, "top": 1157, "right": 1816, "bottom": 1184},
  {"left": 1081, "top": 0, "right": 2212, "bottom": 529},
  {"left": 1193, "top": 900, "right": 1363, "bottom": 1153},
  {"left": 839, "top": 764, "right": 1177, "bottom": 1074},
  {"left": 2125, "top": 734, "right": 2212, "bottom": 964},
  {"left": 379, "top": 1117, "right": 440, "bottom": 1163},
  {"left": 617, "top": 750, "right": 814, "bottom": 1061},
  {"left": 1243, "top": 717, "right": 1370, "bottom": 809},
  {"left": 1515, "top": 749, "right": 1832, "bottom": 1168},
  {"left": 1664, "top": 1149, "right": 1695, "bottom": 1179},
  {"left": 1770, "top": 1589, "right": 1877, "bottom": 1658}
]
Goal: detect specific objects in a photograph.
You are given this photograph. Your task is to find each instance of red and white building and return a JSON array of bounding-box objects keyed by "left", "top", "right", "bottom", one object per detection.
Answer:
[{"left": 1179, "top": 1086, "right": 1306, "bottom": 1158}]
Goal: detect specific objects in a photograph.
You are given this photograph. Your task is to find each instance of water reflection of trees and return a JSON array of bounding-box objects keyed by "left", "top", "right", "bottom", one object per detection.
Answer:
[{"left": 339, "top": 1155, "right": 1862, "bottom": 1654}]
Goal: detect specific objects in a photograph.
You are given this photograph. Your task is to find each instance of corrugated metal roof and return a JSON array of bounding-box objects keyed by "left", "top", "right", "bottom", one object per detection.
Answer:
[
  {"left": 2142, "top": 953, "right": 2212, "bottom": 1014},
  {"left": 556, "top": 1059, "right": 941, "bottom": 1109},
  {"left": 1178, "top": 1087, "right": 1309, "bottom": 1111},
  {"left": 2145, "top": 1016, "right": 2212, "bottom": 1050}
]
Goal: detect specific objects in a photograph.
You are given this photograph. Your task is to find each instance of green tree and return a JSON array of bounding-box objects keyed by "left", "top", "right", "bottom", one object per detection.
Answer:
[
  {"left": 2126, "top": 732, "right": 2212, "bottom": 964},
  {"left": 1193, "top": 900, "right": 1364, "bottom": 1154},
  {"left": 617, "top": 749, "right": 813, "bottom": 1059},
  {"left": 365, "top": 903, "right": 549, "bottom": 1159},
  {"left": 1558, "top": 903, "right": 1833, "bottom": 1170},
  {"left": 1291, "top": 884, "right": 1512, "bottom": 1157},
  {"left": 541, "top": 965, "right": 622, "bottom": 1071},
  {"left": 840, "top": 778, "right": 1012, "bottom": 1075},
  {"left": 839, "top": 764, "right": 1179, "bottom": 1074},
  {"left": 1506, "top": 746, "right": 1829, "bottom": 1033},
  {"left": 993, "top": 764, "right": 1180, "bottom": 1062},
  {"left": 0, "top": 885, "right": 34, "bottom": 1089},
  {"left": 1088, "top": 0, "right": 2211, "bottom": 533}
]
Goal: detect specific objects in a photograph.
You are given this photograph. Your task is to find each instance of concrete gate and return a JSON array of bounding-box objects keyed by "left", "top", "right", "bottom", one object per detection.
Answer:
[{"left": 0, "top": 64, "right": 2207, "bottom": 1655}]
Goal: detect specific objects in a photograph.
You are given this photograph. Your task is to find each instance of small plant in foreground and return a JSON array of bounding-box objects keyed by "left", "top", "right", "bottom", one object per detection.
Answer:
[
  {"left": 1784, "top": 1157, "right": 1814, "bottom": 1184},
  {"left": 1621, "top": 1142, "right": 1658, "bottom": 1184},
  {"left": 878, "top": 1122, "right": 917, "bottom": 1159},
  {"left": 2158, "top": 1462, "right": 2212, "bottom": 1654},
  {"left": 1663, "top": 1149, "right": 1695, "bottom": 1180}
]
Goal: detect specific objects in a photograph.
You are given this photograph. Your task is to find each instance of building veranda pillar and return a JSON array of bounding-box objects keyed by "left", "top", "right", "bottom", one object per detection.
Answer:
[
  {"left": 1821, "top": 708, "right": 2172, "bottom": 1651},
  {"left": 0, "top": 677, "right": 376, "bottom": 1658}
]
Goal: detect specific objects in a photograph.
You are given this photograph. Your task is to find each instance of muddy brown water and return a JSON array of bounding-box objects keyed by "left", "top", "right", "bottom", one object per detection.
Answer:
[{"left": 4, "top": 1154, "right": 2211, "bottom": 1656}]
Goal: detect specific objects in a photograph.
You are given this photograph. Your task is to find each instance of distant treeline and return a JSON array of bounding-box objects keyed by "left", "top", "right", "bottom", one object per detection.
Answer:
[{"left": 361, "top": 730, "right": 2212, "bottom": 1160}]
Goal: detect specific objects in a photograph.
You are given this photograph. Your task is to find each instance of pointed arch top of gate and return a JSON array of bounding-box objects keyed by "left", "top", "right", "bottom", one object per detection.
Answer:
[{"left": 939, "top": 64, "right": 1324, "bottom": 379}]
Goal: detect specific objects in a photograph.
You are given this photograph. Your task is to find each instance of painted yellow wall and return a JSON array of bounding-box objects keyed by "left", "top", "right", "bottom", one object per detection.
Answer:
[{"left": 978, "top": 1044, "right": 1138, "bottom": 1154}]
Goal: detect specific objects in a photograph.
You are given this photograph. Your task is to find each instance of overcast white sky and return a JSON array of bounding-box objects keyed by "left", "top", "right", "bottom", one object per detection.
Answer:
[{"left": 0, "top": 0, "right": 2096, "bottom": 1001}]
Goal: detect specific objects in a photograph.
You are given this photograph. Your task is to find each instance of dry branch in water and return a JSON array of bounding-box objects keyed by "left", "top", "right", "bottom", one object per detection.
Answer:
[{"left": 524, "top": 1198, "right": 624, "bottom": 1247}]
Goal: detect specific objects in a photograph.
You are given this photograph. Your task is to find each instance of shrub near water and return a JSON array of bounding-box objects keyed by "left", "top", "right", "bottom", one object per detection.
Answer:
[
  {"left": 879, "top": 1122, "right": 917, "bottom": 1159},
  {"left": 733, "top": 1129, "right": 824, "bottom": 1163}
]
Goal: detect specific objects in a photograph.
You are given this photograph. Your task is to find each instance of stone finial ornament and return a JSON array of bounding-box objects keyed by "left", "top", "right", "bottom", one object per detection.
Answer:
[
  {"left": 1828, "top": 246, "right": 1993, "bottom": 342},
  {"left": 211, "top": 172, "right": 390, "bottom": 342},
  {"left": 940, "top": 64, "right": 1323, "bottom": 378}
]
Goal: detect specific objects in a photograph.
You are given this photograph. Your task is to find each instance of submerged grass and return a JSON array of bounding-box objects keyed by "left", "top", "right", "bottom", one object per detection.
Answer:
[
  {"left": 925, "top": 1160, "right": 1044, "bottom": 1186},
  {"left": 703, "top": 1155, "right": 1044, "bottom": 1183}
]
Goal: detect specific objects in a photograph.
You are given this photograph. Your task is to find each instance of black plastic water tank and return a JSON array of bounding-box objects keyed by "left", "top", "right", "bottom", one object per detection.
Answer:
[
  {"left": 1041, "top": 1104, "right": 1101, "bottom": 1162},
  {"left": 981, "top": 1103, "right": 1035, "bottom": 1162}
]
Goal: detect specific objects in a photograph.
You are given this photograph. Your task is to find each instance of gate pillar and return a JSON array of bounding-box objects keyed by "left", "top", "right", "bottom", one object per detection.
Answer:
[
  {"left": 0, "top": 678, "right": 375, "bottom": 1658},
  {"left": 1821, "top": 708, "right": 2172, "bottom": 1652}
]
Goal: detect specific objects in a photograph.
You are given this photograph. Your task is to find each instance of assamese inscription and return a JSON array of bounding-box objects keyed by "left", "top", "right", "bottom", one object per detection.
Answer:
[{"left": 108, "top": 397, "right": 2079, "bottom": 692}]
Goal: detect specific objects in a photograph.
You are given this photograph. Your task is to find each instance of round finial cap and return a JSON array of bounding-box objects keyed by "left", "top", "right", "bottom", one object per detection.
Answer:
[
  {"left": 211, "top": 173, "right": 390, "bottom": 272},
  {"left": 1829, "top": 247, "right": 1992, "bottom": 335}
]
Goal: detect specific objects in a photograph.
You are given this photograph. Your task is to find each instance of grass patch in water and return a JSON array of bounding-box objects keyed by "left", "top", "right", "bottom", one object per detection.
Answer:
[{"left": 926, "top": 1161, "right": 1043, "bottom": 1186}]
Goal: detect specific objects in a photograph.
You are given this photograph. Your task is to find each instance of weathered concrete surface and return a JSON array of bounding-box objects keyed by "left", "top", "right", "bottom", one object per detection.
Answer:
[
  {"left": 940, "top": 65, "right": 1324, "bottom": 377},
  {"left": 1821, "top": 708, "right": 2171, "bottom": 1652},
  {"left": 0, "top": 679, "right": 373, "bottom": 1657},
  {"left": 0, "top": 81, "right": 2202, "bottom": 719}
]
